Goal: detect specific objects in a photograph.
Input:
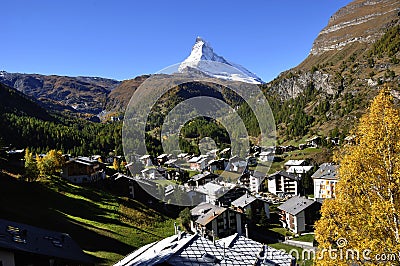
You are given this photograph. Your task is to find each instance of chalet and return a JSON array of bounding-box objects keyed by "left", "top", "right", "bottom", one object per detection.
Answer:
[
  {"left": 156, "top": 154, "right": 169, "bottom": 165},
  {"left": 164, "top": 185, "right": 175, "bottom": 197},
  {"left": 280, "top": 145, "right": 297, "bottom": 153},
  {"left": 186, "top": 189, "right": 207, "bottom": 206},
  {"left": 298, "top": 143, "right": 307, "bottom": 150},
  {"left": 207, "top": 158, "right": 228, "bottom": 173},
  {"left": 61, "top": 157, "right": 105, "bottom": 184},
  {"left": 226, "top": 156, "right": 247, "bottom": 172},
  {"left": 326, "top": 137, "right": 340, "bottom": 146},
  {"left": 268, "top": 170, "right": 302, "bottom": 196},
  {"left": 246, "top": 156, "right": 257, "bottom": 166},
  {"left": 231, "top": 193, "right": 270, "bottom": 219},
  {"left": 0, "top": 219, "right": 93, "bottom": 266},
  {"left": 258, "top": 151, "right": 274, "bottom": 162},
  {"left": 216, "top": 187, "right": 249, "bottom": 207},
  {"left": 189, "top": 172, "right": 219, "bottom": 187},
  {"left": 106, "top": 155, "right": 123, "bottom": 164},
  {"left": 110, "top": 173, "right": 135, "bottom": 198},
  {"left": 287, "top": 165, "right": 314, "bottom": 179},
  {"left": 196, "top": 182, "right": 229, "bottom": 204},
  {"left": 176, "top": 153, "right": 190, "bottom": 162},
  {"left": 206, "top": 149, "right": 219, "bottom": 159},
  {"left": 306, "top": 136, "right": 321, "bottom": 148},
  {"left": 278, "top": 196, "right": 321, "bottom": 234},
  {"left": 114, "top": 231, "right": 295, "bottom": 266},
  {"left": 5, "top": 149, "right": 24, "bottom": 167},
  {"left": 219, "top": 147, "right": 231, "bottom": 158},
  {"left": 344, "top": 135, "right": 356, "bottom": 145},
  {"left": 207, "top": 159, "right": 218, "bottom": 173},
  {"left": 190, "top": 203, "right": 243, "bottom": 237},
  {"left": 250, "top": 145, "right": 262, "bottom": 154},
  {"left": 312, "top": 163, "right": 339, "bottom": 201},
  {"left": 139, "top": 154, "right": 153, "bottom": 167},
  {"left": 141, "top": 168, "right": 162, "bottom": 179},
  {"left": 188, "top": 156, "right": 207, "bottom": 171},
  {"left": 284, "top": 160, "right": 307, "bottom": 170},
  {"left": 164, "top": 158, "right": 177, "bottom": 167}
]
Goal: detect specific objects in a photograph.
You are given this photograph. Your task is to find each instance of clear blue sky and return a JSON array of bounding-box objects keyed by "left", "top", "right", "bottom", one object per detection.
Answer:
[{"left": 1, "top": 0, "right": 352, "bottom": 82}]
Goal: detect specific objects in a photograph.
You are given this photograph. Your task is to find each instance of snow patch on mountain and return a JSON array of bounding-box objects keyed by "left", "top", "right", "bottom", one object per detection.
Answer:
[{"left": 178, "top": 37, "right": 263, "bottom": 84}]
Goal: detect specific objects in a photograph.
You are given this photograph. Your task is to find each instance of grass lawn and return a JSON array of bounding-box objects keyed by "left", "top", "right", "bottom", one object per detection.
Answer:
[
  {"left": 269, "top": 226, "right": 293, "bottom": 237},
  {"left": 153, "top": 179, "right": 178, "bottom": 186},
  {"left": 269, "top": 243, "right": 314, "bottom": 266},
  {"left": 292, "top": 234, "right": 315, "bottom": 243},
  {"left": 285, "top": 147, "right": 322, "bottom": 158},
  {"left": 0, "top": 172, "right": 176, "bottom": 265}
]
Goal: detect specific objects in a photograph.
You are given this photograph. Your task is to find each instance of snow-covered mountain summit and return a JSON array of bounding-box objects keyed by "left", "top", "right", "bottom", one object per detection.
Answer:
[{"left": 178, "top": 37, "right": 263, "bottom": 84}]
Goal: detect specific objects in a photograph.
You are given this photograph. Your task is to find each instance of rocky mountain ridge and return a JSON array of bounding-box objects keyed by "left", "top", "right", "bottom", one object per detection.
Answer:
[
  {"left": 0, "top": 71, "right": 120, "bottom": 115},
  {"left": 311, "top": 0, "right": 399, "bottom": 56},
  {"left": 267, "top": 0, "right": 400, "bottom": 100}
]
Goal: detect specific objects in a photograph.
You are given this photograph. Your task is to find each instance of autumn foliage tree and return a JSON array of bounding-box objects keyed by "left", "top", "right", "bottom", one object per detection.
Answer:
[
  {"left": 36, "top": 150, "right": 64, "bottom": 178},
  {"left": 113, "top": 158, "right": 120, "bottom": 171},
  {"left": 24, "top": 148, "right": 38, "bottom": 181},
  {"left": 315, "top": 89, "right": 400, "bottom": 265}
]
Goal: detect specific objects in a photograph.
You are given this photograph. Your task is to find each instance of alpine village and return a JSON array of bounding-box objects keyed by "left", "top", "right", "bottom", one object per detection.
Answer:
[{"left": 1, "top": 0, "right": 400, "bottom": 265}]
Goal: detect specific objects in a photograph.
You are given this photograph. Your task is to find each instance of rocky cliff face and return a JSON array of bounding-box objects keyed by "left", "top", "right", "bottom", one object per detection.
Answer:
[
  {"left": 268, "top": 0, "right": 400, "bottom": 100},
  {"left": 266, "top": 71, "right": 339, "bottom": 100}
]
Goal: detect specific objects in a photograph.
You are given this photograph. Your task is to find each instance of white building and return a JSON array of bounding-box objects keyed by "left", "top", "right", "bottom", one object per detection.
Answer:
[
  {"left": 312, "top": 163, "right": 339, "bottom": 200},
  {"left": 278, "top": 196, "right": 321, "bottom": 234},
  {"left": 249, "top": 171, "right": 266, "bottom": 193},
  {"left": 284, "top": 160, "right": 307, "bottom": 170},
  {"left": 196, "top": 182, "right": 229, "bottom": 204},
  {"left": 268, "top": 170, "right": 301, "bottom": 196}
]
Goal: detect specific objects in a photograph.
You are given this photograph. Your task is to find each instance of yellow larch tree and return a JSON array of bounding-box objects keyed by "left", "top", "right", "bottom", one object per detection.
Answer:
[{"left": 315, "top": 88, "right": 400, "bottom": 265}]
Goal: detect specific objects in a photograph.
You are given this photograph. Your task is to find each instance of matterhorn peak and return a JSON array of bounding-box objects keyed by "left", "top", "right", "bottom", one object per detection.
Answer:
[
  {"left": 195, "top": 36, "right": 205, "bottom": 43},
  {"left": 178, "top": 37, "right": 263, "bottom": 84}
]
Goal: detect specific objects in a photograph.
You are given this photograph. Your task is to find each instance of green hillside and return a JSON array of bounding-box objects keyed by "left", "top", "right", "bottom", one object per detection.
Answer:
[{"left": 0, "top": 172, "right": 176, "bottom": 265}]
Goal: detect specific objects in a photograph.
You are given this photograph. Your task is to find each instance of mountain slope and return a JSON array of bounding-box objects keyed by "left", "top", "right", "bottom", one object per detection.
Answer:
[
  {"left": 0, "top": 82, "right": 52, "bottom": 121},
  {"left": 264, "top": 0, "right": 400, "bottom": 140},
  {"left": 105, "top": 75, "right": 150, "bottom": 113},
  {"left": 0, "top": 71, "right": 120, "bottom": 115},
  {"left": 310, "top": 0, "right": 400, "bottom": 56}
]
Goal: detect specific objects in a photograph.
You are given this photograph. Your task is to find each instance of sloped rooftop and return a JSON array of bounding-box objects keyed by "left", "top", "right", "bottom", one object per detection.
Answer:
[
  {"left": 278, "top": 196, "right": 315, "bottom": 216},
  {"left": 0, "top": 218, "right": 92, "bottom": 264},
  {"left": 311, "top": 163, "right": 338, "bottom": 180},
  {"left": 191, "top": 203, "right": 227, "bottom": 226},
  {"left": 114, "top": 232, "right": 294, "bottom": 266},
  {"left": 231, "top": 193, "right": 257, "bottom": 208}
]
